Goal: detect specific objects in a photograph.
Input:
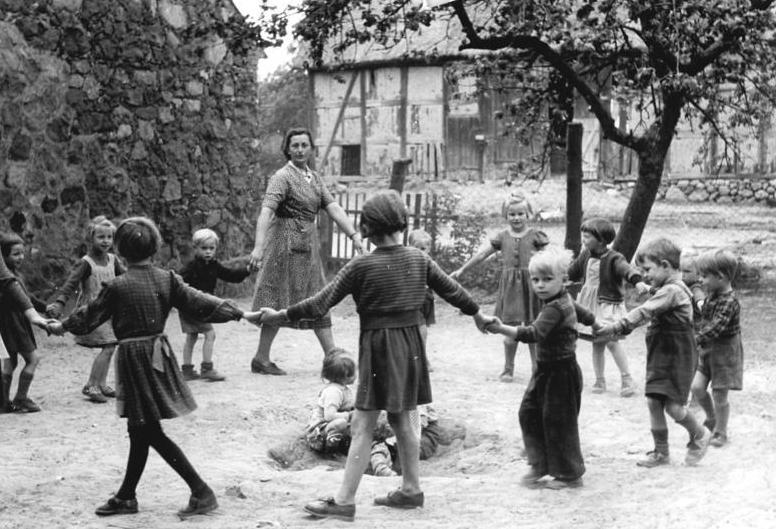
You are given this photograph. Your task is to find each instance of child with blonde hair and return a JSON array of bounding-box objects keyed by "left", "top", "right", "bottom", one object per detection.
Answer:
[
  {"left": 306, "top": 349, "right": 356, "bottom": 454},
  {"left": 0, "top": 233, "right": 49, "bottom": 412},
  {"left": 178, "top": 228, "right": 250, "bottom": 381},
  {"left": 598, "top": 238, "right": 712, "bottom": 467},
  {"left": 451, "top": 193, "right": 548, "bottom": 381},
  {"left": 47, "top": 215, "right": 124, "bottom": 403},
  {"left": 48, "top": 216, "right": 264, "bottom": 518},
  {"left": 690, "top": 250, "right": 743, "bottom": 447},
  {"left": 260, "top": 190, "right": 491, "bottom": 521},
  {"left": 488, "top": 246, "right": 597, "bottom": 489},
  {"left": 568, "top": 218, "right": 648, "bottom": 397}
]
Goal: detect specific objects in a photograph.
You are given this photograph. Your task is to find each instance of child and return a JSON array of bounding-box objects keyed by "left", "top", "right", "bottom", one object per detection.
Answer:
[
  {"left": 680, "top": 247, "right": 706, "bottom": 320},
  {"left": 47, "top": 216, "right": 124, "bottom": 404},
  {"left": 0, "top": 247, "right": 52, "bottom": 413},
  {"left": 597, "top": 238, "right": 712, "bottom": 467},
  {"left": 178, "top": 228, "right": 251, "bottom": 381},
  {"left": 487, "top": 246, "right": 596, "bottom": 489},
  {"left": 306, "top": 350, "right": 356, "bottom": 454},
  {"left": 260, "top": 190, "right": 491, "bottom": 522},
  {"left": 408, "top": 229, "right": 435, "bottom": 345},
  {"left": 48, "top": 216, "right": 264, "bottom": 517},
  {"left": 451, "top": 194, "right": 548, "bottom": 382},
  {"left": 0, "top": 233, "right": 48, "bottom": 413},
  {"left": 690, "top": 250, "right": 743, "bottom": 447},
  {"left": 568, "top": 218, "right": 648, "bottom": 397}
]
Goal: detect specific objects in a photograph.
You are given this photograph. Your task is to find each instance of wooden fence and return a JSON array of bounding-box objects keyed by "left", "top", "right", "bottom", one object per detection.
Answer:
[{"left": 318, "top": 191, "right": 440, "bottom": 275}]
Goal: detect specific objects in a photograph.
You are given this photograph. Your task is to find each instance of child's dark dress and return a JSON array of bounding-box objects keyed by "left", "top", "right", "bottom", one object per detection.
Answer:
[
  {"left": 515, "top": 289, "right": 594, "bottom": 481},
  {"left": 0, "top": 272, "right": 46, "bottom": 356},
  {"left": 62, "top": 264, "right": 243, "bottom": 425},
  {"left": 287, "top": 245, "right": 479, "bottom": 413}
]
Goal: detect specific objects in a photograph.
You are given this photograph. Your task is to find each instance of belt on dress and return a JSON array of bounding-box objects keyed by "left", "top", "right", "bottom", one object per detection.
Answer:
[
  {"left": 118, "top": 334, "right": 172, "bottom": 373},
  {"left": 360, "top": 310, "right": 423, "bottom": 330}
]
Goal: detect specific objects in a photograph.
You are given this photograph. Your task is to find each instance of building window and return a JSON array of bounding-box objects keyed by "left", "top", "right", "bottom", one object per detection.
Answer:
[{"left": 341, "top": 145, "right": 361, "bottom": 176}]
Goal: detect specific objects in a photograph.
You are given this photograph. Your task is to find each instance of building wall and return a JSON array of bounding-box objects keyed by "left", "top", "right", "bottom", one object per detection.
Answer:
[{"left": 0, "top": 0, "right": 262, "bottom": 297}]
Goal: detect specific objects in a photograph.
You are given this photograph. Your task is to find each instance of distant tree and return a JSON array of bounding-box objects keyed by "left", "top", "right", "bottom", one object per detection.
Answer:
[
  {"left": 256, "top": 67, "right": 311, "bottom": 174},
  {"left": 290, "top": 0, "right": 776, "bottom": 259}
]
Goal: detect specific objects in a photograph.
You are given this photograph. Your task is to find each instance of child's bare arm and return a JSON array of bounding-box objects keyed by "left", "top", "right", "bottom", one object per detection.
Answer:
[{"left": 450, "top": 245, "right": 497, "bottom": 279}]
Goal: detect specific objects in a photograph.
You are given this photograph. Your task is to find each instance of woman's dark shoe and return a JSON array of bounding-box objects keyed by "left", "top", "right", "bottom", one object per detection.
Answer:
[
  {"left": 95, "top": 496, "right": 138, "bottom": 516},
  {"left": 177, "top": 488, "right": 218, "bottom": 518},
  {"left": 373, "top": 489, "right": 424, "bottom": 509},
  {"left": 303, "top": 497, "right": 355, "bottom": 522},
  {"left": 250, "top": 359, "right": 287, "bottom": 376}
]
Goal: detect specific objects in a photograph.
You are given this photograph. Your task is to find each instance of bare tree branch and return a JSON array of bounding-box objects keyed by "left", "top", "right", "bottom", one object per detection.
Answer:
[{"left": 449, "top": 0, "right": 640, "bottom": 151}]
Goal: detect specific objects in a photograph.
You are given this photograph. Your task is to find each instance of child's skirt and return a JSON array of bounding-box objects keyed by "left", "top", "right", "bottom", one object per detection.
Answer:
[
  {"left": 645, "top": 324, "right": 697, "bottom": 403},
  {"left": 698, "top": 334, "right": 744, "bottom": 390},
  {"left": 356, "top": 314, "right": 430, "bottom": 413},
  {"left": 178, "top": 311, "right": 214, "bottom": 334},
  {"left": 115, "top": 335, "right": 197, "bottom": 425},
  {"left": 495, "top": 267, "right": 539, "bottom": 324},
  {"left": 576, "top": 259, "right": 626, "bottom": 342}
]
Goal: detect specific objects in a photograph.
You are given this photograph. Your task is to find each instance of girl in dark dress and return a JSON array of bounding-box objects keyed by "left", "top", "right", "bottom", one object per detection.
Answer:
[
  {"left": 260, "top": 190, "right": 492, "bottom": 522},
  {"left": 48, "top": 217, "right": 264, "bottom": 518},
  {"left": 0, "top": 233, "right": 48, "bottom": 413}
]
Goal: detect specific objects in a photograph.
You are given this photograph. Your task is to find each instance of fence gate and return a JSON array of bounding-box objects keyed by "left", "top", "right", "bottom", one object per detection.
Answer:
[{"left": 318, "top": 191, "right": 439, "bottom": 275}]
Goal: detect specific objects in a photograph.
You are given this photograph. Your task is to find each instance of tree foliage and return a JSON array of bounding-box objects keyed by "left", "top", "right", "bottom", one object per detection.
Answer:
[{"left": 290, "top": 0, "right": 776, "bottom": 258}]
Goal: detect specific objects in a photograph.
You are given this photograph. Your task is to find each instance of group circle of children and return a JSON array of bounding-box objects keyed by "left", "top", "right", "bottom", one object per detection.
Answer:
[{"left": 0, "top": 185, "right": 743, "bottom": 522}]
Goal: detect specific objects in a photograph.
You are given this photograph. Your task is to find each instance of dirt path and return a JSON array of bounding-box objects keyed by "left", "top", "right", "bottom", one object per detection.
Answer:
[{"left": 1, "top": 296, "right": 775, "bottom": 529}]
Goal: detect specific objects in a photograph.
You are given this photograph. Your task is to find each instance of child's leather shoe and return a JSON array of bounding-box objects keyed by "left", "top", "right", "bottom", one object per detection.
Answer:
[
  {"left": 95, "top": 496, "right": 138, "bottom": 516},
  {"left": 177, "top": 487, "right": 218, "bottom": 518}
]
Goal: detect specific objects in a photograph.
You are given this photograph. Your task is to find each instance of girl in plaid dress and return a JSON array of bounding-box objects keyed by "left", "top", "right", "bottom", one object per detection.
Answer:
[
  {"left": 261, "top": 190, "right": 492, "bottom": 522},
  {"left": 49, "top": 217, "right": 263, "bottom": 518}
]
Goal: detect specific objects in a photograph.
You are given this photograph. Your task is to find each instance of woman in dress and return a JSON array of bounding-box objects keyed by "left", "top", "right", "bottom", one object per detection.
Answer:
[{"left": 247, "top": 128, "right": 363, "bottom": 375}]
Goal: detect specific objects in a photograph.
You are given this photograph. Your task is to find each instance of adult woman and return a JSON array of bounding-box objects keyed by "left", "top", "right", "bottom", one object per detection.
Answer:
[{"left": 248, "top": 128, "right": 363, "bottom": 375}]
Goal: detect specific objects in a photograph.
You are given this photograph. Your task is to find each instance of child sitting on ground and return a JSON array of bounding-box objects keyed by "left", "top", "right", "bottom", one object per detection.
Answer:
[
  {"left": 690, "top": 250, "right": 743, "bottom": 447},
  {"left": 598, "top": 238, "right": 712, "bottom": 467},
  {"left": 306, "top": 350, "right": 356, "bottom": 454},
  {"left": 178, "top": 228, "right": 251, "bottom": 381},
  {"left": 0, "top": 233, "right": 48, "bottom": 413},
  {"left": 487, "top": 246, "right": 596, "bottom": 489}
]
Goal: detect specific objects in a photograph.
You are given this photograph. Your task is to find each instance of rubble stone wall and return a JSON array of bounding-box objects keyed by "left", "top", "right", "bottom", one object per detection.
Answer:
[{"left": 0, "top": 0, "right": 262, "bottom": 298}]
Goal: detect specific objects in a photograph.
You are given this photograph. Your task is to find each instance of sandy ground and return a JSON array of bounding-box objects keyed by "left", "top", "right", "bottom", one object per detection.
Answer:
[{"left": 2, "top": 291, "right": 776, "bottom": 529}]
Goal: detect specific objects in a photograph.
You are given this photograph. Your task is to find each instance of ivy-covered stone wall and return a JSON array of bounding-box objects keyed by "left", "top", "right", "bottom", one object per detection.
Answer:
[{"left": 0, "top": 0, "right": 262, "bottom": 297}]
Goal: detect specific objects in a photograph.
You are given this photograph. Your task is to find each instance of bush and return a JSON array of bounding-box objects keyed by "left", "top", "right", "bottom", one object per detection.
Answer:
[{"left": 429, "top": 191, "right": 501, "bottom": 295}]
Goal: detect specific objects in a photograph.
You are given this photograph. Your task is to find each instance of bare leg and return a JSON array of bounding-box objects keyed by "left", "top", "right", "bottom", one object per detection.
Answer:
[
  {"left": 335, "top": 410, "right": 379, "bottom": 505},
  {"left": 182, "top": 333, "right": 198, "bottom": 365},
  {"left": 201, "top": 330, "right": 216, "bottom": 363},
  {"left": 89, "top": 346, "right": 114, "bottom": 387},
  {"left": 387, "top": 411, "right": 422, "bottom": 495},
  {"left": 501, "top": 338, "right": 517, "bottom": 382},
  {"left": 252, "top": 325, "right": 280, "bottom": 365},
  {"left": 313, "top": 327, "right": 336, "bottom": 356},
  {"left": 606, "top": 341, "right": 630, "bottom": 377},
  {"left": 591, "top": 342, "right": 606, "bottom": 392},
  {"left": 691, "top": 371, "right": 715, "bottom": 428}
]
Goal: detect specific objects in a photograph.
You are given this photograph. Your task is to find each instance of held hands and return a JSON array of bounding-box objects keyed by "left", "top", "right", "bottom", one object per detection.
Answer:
[
  {"left": 634, "top": 281, "right": 651, "bottom": 296},
  {"left": 351, "top": 233, "right": 365, "bottom": 255},
  {"left": 449, "top": 269, "right": 463, "bottom": 280},
  {"left": 484, "top": 315, "right": 504, "bottom": 335},
  {"left": 258, "top": 307, "right": 288, "bottom": 326},
  {"left": 46, "top": 320, "right": 65, "bottom": 336},
  {"left": 247, "top": 248, "right": 263, "bottom": 272},
  {"left": 594, "top": 323, "right": 618, "bottom": 339},
  {"left": 242, "top": 310, "right": 265, "bottom": 326},
  {"left": 473, "top": 312, "right": 497, "bottom": 334}
]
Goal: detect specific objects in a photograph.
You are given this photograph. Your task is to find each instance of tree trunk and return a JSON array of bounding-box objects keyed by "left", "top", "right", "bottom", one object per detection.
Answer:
[{"left": 612, "top": 147, "right": 669, "bottom": 261}]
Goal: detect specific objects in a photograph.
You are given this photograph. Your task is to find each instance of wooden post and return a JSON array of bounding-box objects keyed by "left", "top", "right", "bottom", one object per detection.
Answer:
[
  {"left": 389, "top": 158, "right": 412, "bottom": 193},
  {"left": 398, "top": 66, "right": 408, "bottom": 158},
  {"left": 565, "top": 122, "right": 583, "bottom": 256}
]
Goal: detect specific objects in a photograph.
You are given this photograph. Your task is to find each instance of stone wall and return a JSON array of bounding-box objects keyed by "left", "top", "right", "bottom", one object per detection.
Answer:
[
  {"left": 0, "top": 0, "right": 262, "bottom": 298},
  {"left": 657, "top": 177, "right": 776, "bottom": 206}
]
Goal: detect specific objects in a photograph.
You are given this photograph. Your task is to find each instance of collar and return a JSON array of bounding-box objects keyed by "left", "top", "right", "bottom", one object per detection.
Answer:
[{"left": 543, "top": 288, "right": 567, "bottom": 303}]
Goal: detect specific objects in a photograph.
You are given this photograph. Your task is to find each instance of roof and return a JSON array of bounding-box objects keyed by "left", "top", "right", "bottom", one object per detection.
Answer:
[{"left": 295, "top": 5, "right": 500, "bottom": 71}]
